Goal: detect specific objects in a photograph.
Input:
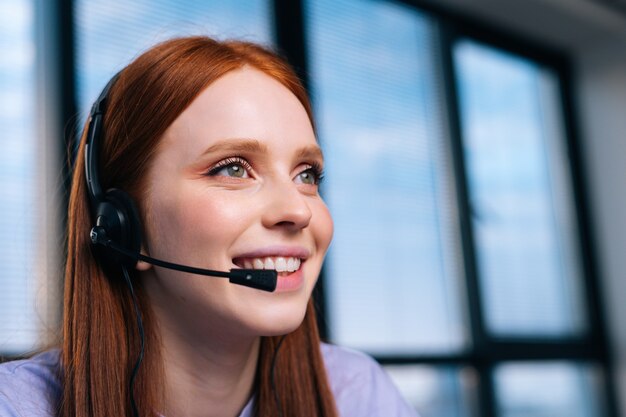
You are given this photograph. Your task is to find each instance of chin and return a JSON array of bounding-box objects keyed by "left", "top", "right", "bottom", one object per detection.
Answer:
[
  {"left": 246, "top": 298, "right": 309, "bottom": 337},
  {"left": 260, "top": 319, "right": 304, "bottom": 337}
]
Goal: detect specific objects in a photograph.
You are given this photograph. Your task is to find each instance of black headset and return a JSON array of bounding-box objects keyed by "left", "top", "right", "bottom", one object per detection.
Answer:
[{"left": 84, "top": 72, "right": 142, "bottom": 273}]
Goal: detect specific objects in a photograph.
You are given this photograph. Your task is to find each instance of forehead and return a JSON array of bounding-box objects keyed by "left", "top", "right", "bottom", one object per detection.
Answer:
[{"left": 159, "top": 67, "right": 317, "bottom": 160}]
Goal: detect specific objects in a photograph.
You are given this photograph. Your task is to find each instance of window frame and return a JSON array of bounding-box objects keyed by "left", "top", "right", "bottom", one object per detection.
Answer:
[{"left": 437, "top": 12, "right": 616, "bottom": 417}]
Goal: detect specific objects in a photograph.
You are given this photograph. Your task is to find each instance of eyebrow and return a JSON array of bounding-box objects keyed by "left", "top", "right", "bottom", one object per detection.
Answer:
[
  {"left": 296, "top": 144, "right": 324, "bottom": 162},
  {"left": 200, "top": 138, "right": 324, "bottom": 162},
  {"left": 201, "top": 138, "right": 269, "bottom": 155}
]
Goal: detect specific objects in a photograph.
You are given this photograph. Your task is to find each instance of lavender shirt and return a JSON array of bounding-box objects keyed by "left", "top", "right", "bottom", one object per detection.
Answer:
[{"left": 0, "top": 343, "right": 418, "bottom": 416}]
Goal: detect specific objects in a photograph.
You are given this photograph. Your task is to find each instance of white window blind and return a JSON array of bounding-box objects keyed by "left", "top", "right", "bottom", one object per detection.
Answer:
[
  {"left": 0, "top": 0, "right": 39, "bottom": 354},
  {"left": 305, "top": 0, "right": 466, "bottom": 356},
  {"left": 454, "top": 40, "right": 587, "bottom": 337},
  {"left": 75, "top": 0, "right": 273, "bottom": 117}
]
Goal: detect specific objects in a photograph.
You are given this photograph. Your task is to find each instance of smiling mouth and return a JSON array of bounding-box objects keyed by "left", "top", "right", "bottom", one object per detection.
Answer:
[{"left": 232, "top": 256, "right": 302, "bottom": 276}]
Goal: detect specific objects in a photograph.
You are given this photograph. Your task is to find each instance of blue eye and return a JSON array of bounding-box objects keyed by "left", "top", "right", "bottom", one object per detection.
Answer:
[
  {"left": 220, "top": 164, "right": 248, "bottom": 178},
  {"left": 206, "top": 158, "right": 252, "bottom": 178},
  {"left": 295, "top": 164, "right": 324, "bottom": 185},
  {"left": 297, "top": 170, "right": 316, "bottom": 185}
]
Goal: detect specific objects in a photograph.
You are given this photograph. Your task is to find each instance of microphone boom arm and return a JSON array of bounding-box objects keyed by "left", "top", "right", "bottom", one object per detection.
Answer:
[{"left": 90, "top": 226, "right": 277, "bottom": 292}]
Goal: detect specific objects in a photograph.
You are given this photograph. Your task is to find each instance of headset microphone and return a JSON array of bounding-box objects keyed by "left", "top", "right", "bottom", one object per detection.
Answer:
[
  {"left": 84, "top": 72, "right": 277, "bottom": 293},
  {"left": 89, "top": 226, "right": 277, "bottom": 292}
]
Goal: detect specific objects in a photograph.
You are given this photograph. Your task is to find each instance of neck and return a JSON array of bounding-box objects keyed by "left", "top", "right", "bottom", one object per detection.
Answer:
[{"left": 156, "top": 314, "right": 260, "bottom": 417}]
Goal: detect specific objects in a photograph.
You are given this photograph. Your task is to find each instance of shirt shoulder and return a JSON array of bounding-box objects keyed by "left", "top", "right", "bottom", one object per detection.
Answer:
[
  {"left": 0, "top": 349, "right": 61, "bottom": 417},
  {"left": 320, "top": 343, "right": 420, "bottom": 417}
]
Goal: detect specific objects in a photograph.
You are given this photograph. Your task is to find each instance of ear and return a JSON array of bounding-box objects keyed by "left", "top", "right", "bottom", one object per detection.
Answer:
[{"left": 135, "top": 245, "right": 153, "bottom": 271}]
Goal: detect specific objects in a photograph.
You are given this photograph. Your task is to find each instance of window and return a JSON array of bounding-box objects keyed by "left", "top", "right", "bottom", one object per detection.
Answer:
[
  {"left": 0, "top": 0, "right": 40, "bottom": 354},
  {"left": 304, "top": 0, "right": 613, "bottom": 416},
  {"left": 454, "top": 40, "right": 586, "bottom": 338},
  {"left": 75, "top": 0, "right": 273, "bottom": 116},
  {"left": 305, "top": 0, "right": 466, "bottom": 357},
  {"left": 494, "top": 362, "right": 605, "bottom": 417}
]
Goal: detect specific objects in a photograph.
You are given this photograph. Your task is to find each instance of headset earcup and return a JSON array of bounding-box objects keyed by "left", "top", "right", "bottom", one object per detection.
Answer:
[{"left": 93, "top": 188, "right": 143, "bottom": 270}]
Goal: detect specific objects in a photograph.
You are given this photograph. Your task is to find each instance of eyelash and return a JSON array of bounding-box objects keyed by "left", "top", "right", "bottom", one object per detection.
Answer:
[
  {"left": 304, "top": 162, "right": 325, "bottom": 185},
  {"left": 205, "top": 157, "right": 253, "bottom": 176},
  {"left": 205, "top": 157, "right": 325, "bottom": 185}
]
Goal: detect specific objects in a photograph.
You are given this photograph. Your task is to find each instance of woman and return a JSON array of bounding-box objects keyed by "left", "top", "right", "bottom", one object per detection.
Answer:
[{"left": 0, "top": 36, "right": 417, "bottom": 417}]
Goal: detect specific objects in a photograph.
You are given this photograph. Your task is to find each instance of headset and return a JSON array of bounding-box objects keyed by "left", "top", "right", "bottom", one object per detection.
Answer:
[
  {"left": 84, "top": 72, "right": 277, "bottom": 291},
  {"left": 85, "top": 73, "right": 141, "bottom": 273}
]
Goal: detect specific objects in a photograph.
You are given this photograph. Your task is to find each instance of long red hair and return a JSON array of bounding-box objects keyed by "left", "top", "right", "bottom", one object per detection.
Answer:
[{"left": 62, "top": 36, "right": 338, "bottom": 417}]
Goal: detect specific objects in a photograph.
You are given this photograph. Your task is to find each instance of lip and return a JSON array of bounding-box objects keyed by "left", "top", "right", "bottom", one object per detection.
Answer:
[
  {"left": 232, "top": 246, "right": 311, "bottom": 262},
  {"left": 275, "top": 268, "right": 305, "bottom": 292}
]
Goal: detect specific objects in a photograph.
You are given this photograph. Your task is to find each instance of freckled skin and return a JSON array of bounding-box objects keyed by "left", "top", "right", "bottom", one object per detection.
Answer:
[{"left": 138, "top": 67, "right": 334, "bottom": 344}]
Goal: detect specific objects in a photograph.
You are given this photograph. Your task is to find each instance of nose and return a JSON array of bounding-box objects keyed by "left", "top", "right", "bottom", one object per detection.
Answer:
[{"left": 261, "top": 179, "right": 312, "bottom": 231}]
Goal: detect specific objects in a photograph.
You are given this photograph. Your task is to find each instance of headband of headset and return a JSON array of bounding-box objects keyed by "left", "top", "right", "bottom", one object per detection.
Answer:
[
  {"left": 85, "top": 72, "right": 120, "bottom": 208},
  {"left": 84, "top": 71, "right": 143, "bottom": 271}
]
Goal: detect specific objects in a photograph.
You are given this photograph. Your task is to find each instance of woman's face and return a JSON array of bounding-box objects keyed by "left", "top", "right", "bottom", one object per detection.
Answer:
[{"left": 138, "top": 67, "right": 333, "bottom": 341}]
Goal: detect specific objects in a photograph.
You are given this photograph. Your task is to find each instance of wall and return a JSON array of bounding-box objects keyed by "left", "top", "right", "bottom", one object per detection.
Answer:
[{"left": 577, "top": 40, "right": 626, "bottom": 415}]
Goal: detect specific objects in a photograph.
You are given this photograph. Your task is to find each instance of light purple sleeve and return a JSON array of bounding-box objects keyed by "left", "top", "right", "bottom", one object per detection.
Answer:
[
  {"left": 0, "top": 350, "right": 61, "bottom": 417},
  {"left": 321, "top": 343, "right": 420, "bottom": 417}
]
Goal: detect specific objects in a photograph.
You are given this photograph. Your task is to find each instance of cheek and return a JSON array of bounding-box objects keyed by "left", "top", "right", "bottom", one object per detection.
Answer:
[
  {"left": 313, "top": 200, "right": 334, "bottom": 254},
  {"left": 146, "top": 189, "right": 252, "bottom": 262}
]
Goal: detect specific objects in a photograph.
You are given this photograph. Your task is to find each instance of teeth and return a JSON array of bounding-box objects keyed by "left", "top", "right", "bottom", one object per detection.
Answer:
[
  {"left": 275, "top": 257, "right": 287, "bottom": 272},
  {"left": 237, "top": 256, "right": 302, "bottom": 273}
]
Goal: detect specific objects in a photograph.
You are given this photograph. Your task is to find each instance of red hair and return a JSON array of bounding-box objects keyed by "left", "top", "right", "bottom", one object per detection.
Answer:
[{"left": 62, "top": 36, "right": 337, "bottom": 417}]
